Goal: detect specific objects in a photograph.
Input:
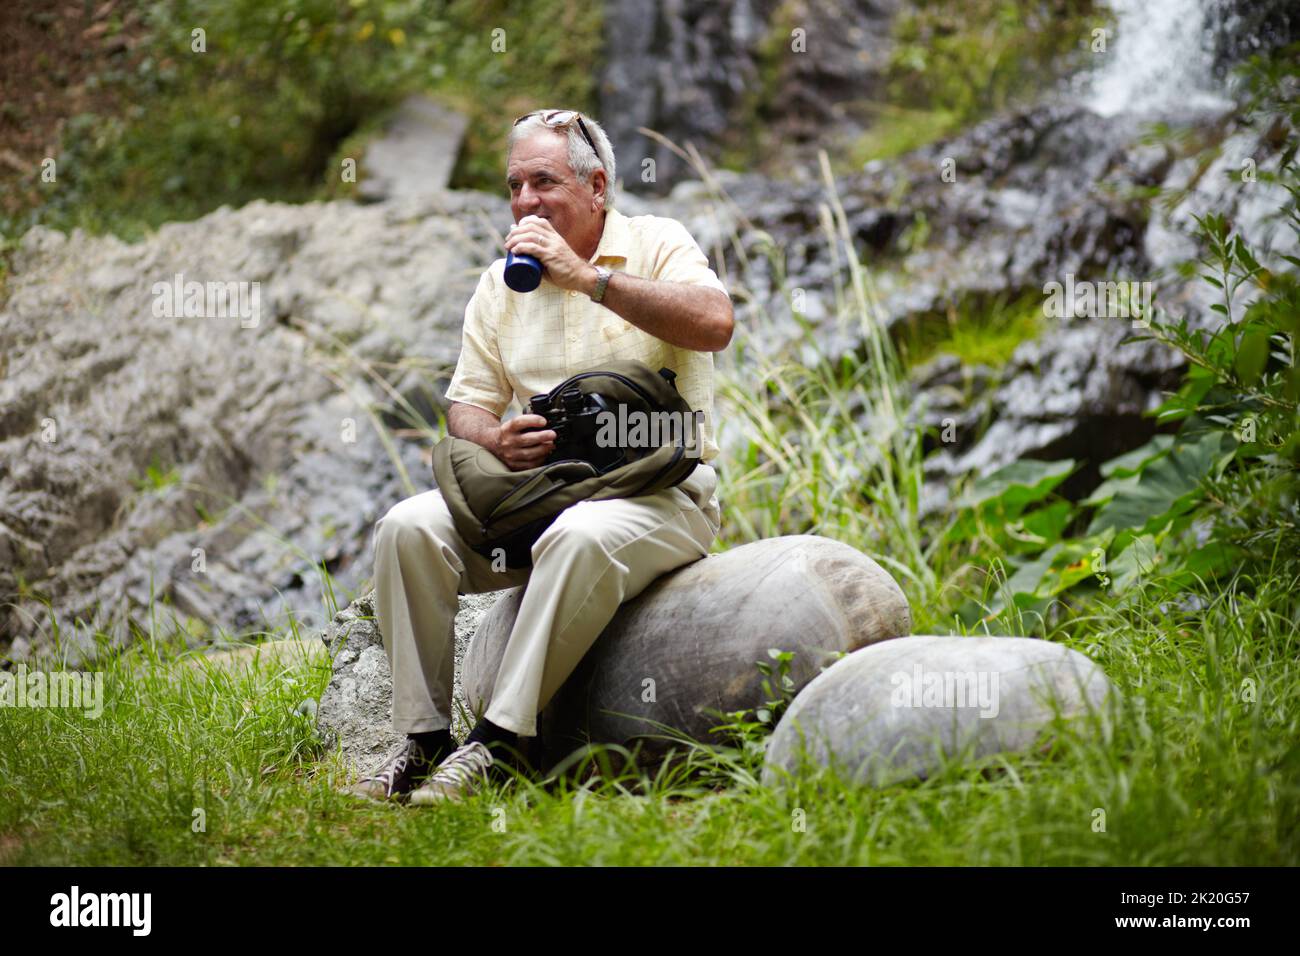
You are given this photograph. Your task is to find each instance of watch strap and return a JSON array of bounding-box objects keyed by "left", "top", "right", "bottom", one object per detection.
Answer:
[{"left": 591, "top": 266, "right": 612, "bottom": 303}]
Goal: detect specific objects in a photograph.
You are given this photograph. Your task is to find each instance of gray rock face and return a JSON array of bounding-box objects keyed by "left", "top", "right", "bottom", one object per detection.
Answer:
[
  {"left": 761, "top": 635, "right": 1115, "bottom": 788},
  {"left": 600, "top": 0, "right": 899, "bottom": 191},
  {"left": 461, "top": 535, "right": 911, "bottom": 767},
  {"left": 315, "top": 589, "right": 502, "bottom": 776},
  {"left": 1209, "top": 0, "right": 1300, "bottom": 78},
  {"left": 0, "top": 190, "right": 508, "bottom": 661},
  {"left": 913, "top": 320, "right": 1186, "bottom": 505}
]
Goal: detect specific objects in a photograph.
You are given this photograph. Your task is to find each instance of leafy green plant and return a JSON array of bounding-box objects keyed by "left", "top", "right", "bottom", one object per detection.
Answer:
[
  {"left": 930, "top": 50, "right": 1300, "bottom": 629},
  {"left": 703, "top": 648, "right": 800, "bottom": 762},
  {"left": 7, "top": 0, "right": 602, "bottom": 241},
  {"left": 941, "top": 93, "right": 1298, "bottom": 622},
  {"left": 132, "top": 454, "right": 181, "bottom": 493}
]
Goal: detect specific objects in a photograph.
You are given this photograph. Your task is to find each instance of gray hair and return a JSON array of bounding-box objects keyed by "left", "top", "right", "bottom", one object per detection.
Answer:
[{"left": 507, "top": 110, "right": 617, "bottom": 210}]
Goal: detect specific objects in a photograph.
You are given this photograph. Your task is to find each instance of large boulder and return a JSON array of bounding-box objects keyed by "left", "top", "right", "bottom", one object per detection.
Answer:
[
  {"left": 462, "top": 534, "right": 911, "bottom": 769},
  {"left": 0, "top": 188, "right": 510, "bottom": 662},
  {"left": 315, "top": 590, "right": 501, "bottom": 777},
  {"left": 761, "top": 635, "right": 1115, "bottom": 788}
]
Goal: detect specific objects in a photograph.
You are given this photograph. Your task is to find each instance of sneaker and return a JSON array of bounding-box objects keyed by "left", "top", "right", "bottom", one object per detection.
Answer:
[
  {"left": 408, "top": 741, "right": 499, "bottom": 805},
  {"left": 344, "top": 737, "right": 438, "bottom": 804}
]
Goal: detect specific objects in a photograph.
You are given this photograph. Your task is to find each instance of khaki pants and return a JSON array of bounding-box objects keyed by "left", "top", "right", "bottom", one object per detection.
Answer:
[{"left": 373, "top": 463, "right": 720, "bottom": 737}]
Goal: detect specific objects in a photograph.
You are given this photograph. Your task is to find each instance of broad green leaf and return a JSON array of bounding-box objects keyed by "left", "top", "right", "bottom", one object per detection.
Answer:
[
  {"left": 1045, "top": 551, "right": 1108, "bottom": 597},
  {"left": 998, "top": 541, "right": 1060, "bottom": 608},
  {"left": 991, "top": 544, "right": 1062, "bottom": 612},
  {"left": 1036, "top": 536, "right": 1114, "bottom": 597},
  {"left": 1108, "top": 535, "right": 1160, "bottom": 593},
  {"left": 1234, "top": 328, "right": 1269, "bottom": 385},
  {"left": 1018, "top": 500, "right": 1075, "bottom": 545},
  {"left": 1100, "top": 434, "right": 1176, "bottom": 478},
  {"left": 1152, "top": 374, "right": 1216, "bottom": 424},
  {"left": 1181, "top": 541, "right": 1242, "bottom": 580},
  {"left": 1081, "top": 471, "right": 1140, "bottom": 509},
  {"left": 1086, "top": 431, "right": 1227, "bottom": 537},
  {"left": 959, "top": 459, "right": 1076, "bottom": 513},
  {"left": 1003, "top": 548, "right": 1058, "bottom": 596}
]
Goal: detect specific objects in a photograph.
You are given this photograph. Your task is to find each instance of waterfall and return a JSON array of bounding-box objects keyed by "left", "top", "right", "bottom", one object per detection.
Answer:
[{"left": 1086, "top": 0, "right": 1235, "bottom": 117}]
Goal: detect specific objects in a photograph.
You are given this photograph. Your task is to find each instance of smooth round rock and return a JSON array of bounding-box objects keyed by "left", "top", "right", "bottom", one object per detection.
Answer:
[
  {"left": 462, "top": 534, "right": 912, "bottom": 768},
  {"left": 761, "top": 635, "right": 1115, "bottom": 788}
]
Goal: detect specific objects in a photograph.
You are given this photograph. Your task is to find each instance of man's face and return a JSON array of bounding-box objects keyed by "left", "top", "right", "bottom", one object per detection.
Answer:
[{"left": 506, "top": 131, "right": 603, "bottom": 248}]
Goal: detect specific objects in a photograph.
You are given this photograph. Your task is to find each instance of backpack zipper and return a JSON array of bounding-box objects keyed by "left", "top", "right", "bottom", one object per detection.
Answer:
[
  {"left": 554, "top": 370, "right": 660, "bottom": 408},
  {"left": 481, "top": 458, "right": 597, "bottom": 534}
]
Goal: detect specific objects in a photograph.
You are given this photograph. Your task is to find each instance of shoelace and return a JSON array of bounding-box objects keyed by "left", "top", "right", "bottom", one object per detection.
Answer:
[
  {"left": 366, "top": 741, "right": 418, "bottom": 795},
  {"left": 426, "top": 742, "right": 492, "bottom": 788}
]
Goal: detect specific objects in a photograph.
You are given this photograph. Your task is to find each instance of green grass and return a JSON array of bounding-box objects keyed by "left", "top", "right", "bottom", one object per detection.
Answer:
[
  {"left": 131, "top": 453, "right": 182, "bottom": 494},
  {"left": 846, "top": 106, "right": 963, "bottom": 167},
  {"left": 1, "top": 568, "right": 1294, "bottom": 865},
  {"left": 894, "top": 293, "right": 1047, "bottom": 371}
]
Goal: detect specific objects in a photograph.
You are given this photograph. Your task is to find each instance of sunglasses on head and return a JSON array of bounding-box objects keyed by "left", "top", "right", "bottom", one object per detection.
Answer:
[{"left": 514, "top": 109, "right": 598, "bottom": 156}]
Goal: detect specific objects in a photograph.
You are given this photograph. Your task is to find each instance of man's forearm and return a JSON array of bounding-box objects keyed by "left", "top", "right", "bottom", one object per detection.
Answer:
[
  {"left": 447, "top": 402, "right": 500, "bottom": 453},
  {"left": 578, "top": 267, "right": 733, "bottom": 352}
]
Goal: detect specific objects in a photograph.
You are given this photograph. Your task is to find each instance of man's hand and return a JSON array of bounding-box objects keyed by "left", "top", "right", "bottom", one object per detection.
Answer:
[
  {"left": 493, "top": 414, "right": 556, "bottom": 471},
  {"left": 504, "top": 215, "right": 595, "bottom": 293},
  {"left": 448, "top": 402, "right": 554, "bottom": 472}
]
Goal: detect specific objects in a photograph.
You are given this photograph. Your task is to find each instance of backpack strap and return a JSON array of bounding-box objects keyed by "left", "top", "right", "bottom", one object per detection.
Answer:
[{"left": 433, "top": 360, "right": 701, "bottom": 568}]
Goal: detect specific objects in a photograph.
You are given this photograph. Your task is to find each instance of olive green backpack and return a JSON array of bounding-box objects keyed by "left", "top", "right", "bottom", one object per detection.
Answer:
[{"left": 432, "top": 359, "right": 701, "bottom": 569}]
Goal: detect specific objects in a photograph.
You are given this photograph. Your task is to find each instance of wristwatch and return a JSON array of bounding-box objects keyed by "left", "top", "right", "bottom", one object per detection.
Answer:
[{"left": 590, "top": 265, "right": 613, "bottom": 303}]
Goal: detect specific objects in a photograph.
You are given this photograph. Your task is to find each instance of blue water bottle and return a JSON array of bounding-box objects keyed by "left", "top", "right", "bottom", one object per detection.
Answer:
[{"left": 504, "top": 251, "right": 543, "bottom": 292}]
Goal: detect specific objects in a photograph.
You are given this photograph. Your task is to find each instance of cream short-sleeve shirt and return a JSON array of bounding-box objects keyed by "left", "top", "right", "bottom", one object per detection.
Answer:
[{"left": 444, "top": 207, "right": 729, "bottom": 463}]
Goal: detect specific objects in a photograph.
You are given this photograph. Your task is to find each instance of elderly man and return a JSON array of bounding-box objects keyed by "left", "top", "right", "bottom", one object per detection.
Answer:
[{"left": 347, "top": 108, "right": 733, "bottom": 805}]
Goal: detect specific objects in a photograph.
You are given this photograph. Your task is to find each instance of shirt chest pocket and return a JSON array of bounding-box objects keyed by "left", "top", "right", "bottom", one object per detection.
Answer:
[
  {"left": 599, "top": 314, "right": 644, "bottom": 356},
  {"left": 600, "top": 318, "right": 628, "bottom": 342}
]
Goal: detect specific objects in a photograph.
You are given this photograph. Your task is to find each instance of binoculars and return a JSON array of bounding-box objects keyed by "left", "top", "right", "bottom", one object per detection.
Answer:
[{"left": 526, "top": 385, "right": 625, "bottom": 472}]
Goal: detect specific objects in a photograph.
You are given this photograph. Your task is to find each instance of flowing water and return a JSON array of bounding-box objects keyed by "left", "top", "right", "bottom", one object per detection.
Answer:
[{"left": 1087, "top": 0, "right": 1236, "bottom": 117}]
